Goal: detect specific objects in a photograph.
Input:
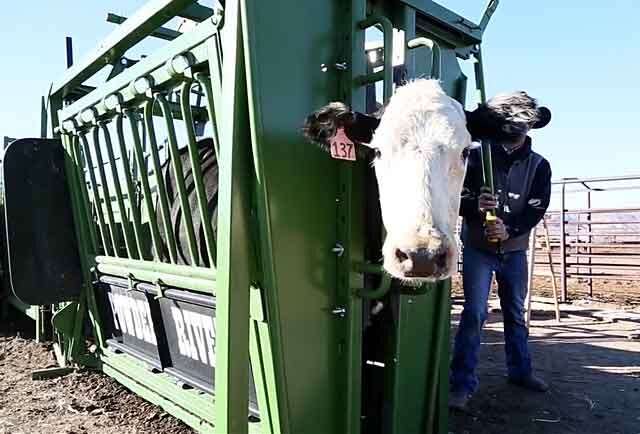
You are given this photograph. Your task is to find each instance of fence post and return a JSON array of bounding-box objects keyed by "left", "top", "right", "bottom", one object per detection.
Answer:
[
  {"left": 560, "top": 183, "right": 568, "bottom": 302},
  {"left": 587, "top": 191, "right": 593, "bottom": 297},
  {"left": 525, "top": 227, "right": 537, "bottom": 328}
]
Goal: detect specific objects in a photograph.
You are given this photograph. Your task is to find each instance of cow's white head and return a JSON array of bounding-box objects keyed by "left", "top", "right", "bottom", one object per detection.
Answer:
[
  {"left": 302, "top": 79, "right": 551, "bottom": 283},
  {"left": 368, "top": 79, "right": 471, "bottom": 282}
]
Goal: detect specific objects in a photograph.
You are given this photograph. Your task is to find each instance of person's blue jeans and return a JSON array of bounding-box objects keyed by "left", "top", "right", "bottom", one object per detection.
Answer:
[{"left": 450, "top": 244, "right": 532, "bottom": 394}]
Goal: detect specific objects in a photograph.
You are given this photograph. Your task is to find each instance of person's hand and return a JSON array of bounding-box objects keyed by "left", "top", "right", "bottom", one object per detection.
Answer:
[
  {"left": 478, "top": 186, "right": 498, "bottom": 212},
  {"left": 485, "top": 217, "right": 509, "bottom": 242}
]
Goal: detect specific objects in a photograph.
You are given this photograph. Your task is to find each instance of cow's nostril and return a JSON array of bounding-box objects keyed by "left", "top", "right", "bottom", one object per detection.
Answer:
[{"left": 395, "top": 248, "right": 409, "bottom": 262}]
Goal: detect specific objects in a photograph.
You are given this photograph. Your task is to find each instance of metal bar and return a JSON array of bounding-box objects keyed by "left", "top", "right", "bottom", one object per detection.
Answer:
[
  {"left": 79, "top": 133, "right": 112, "bottom": 255},
  {"left": 195, "top": 73, "right": 221, "bottom": 160},
  {"left": 70, "top": 135, "right": 99, "bottom": 252},
  {"left": 100, "top": 122, "right": 138, "bottom": 258},
  {"left": 478, "top": 0, "right": 500, "bottom": 32},
  {"left": 179, "top": 81, "right": 216, "bottom": 266},
  {"left": 566, "top": 274, "right": 640, "bottom": 281},
  {"left": 352, "top": 262, "right": 392, "bottom": 299},
  {"left": 114, "top": 115, "right": 146, "bottom": 258},
  {"left": 51, "top": 0, "right": 198, "bottom": 98},
  {"left": 559, "top": 232, "right": 640, "bottom": 237},
  {"left": 58, "top": 17, "right": 219, "bottom": 124},
  {"left": 66, "top": 36, "right": 74, "bottom": 68},
  {"left": 179, "top": 3, "right": 215, "bottom": 21},
  {"left": 156, "top": 93, "right": 200, "bottom": 265},
  {"left": 560, "top": 183, "right": 567, "bottom": 301},
  {"left": 215, "top": 1, "right": 251, "bottom": 431},
  {"left": 563, "top": 220, "right": 640, "bottom": 225},
  {"left": 546, "top": 207, "right": 640, "bottom": 214},
  {"left": 126, "top": 109, "right": 164, "bottom": 260},
  {"left": 552, "top": 174, "right": 640, "bottom": 185},
  {"left": 408, "top": 0, "right": 483, "bottom": 43},
  {"left": 563, "top": 253, "right": 640, "bottom": 259},
  {"left": 62, "top": 133, "right": 107, "bottom": 353},
  {"left": 95, "top": 255, "right": 214, "bottom": 280},
  {"left": 143, "top": 100, "right": 178, "bottom": 263},
  {"left": 92, "top": 126, "right": 122, "bottom": 256},
  {"left": 96, "top": 263, "right": 214, "bottom": 295},
  {"left": 407, "top": 37, "right": 441, "bottom": 79},
  {"left": 525, "top": 227, "right": 536, "bottom": 328},
  {"left": 561, "top": 185, "right": 640, "bottom": 194},
  {"left": 99, "top": 352, "right": 219, "bottom": 432},
  {"left": 357, "top": 15, "right": 393, "bottom": 103},
  {"left": 565, "top": 264, "right": 640, "bottom": 271},
  {"left": 564, "top": 243, "right": 640, "bottom": 248},
  {"left": 542, "top": 218, "right": 561, "bottom": 321},
  {"left": 106, "top": 13, "right": 182, "bottom": 41}
]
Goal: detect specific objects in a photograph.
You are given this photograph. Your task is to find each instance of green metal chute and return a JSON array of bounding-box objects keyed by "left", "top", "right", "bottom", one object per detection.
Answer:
[{"left": 0, "top": 1, "right": 501, "bottom": 433}]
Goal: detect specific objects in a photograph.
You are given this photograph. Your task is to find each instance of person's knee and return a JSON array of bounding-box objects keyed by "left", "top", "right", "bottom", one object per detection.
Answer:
[
  {"left": 503, "top": 303, "right": 526, "bottom": 326},
  {"left": 461, "top": 304, "right": 487, "bottom": 330}
]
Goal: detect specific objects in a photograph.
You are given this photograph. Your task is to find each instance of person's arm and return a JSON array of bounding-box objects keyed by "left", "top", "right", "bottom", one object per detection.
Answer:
[{"left": 505, "top": 159, "right": 552, "bottom": 238}]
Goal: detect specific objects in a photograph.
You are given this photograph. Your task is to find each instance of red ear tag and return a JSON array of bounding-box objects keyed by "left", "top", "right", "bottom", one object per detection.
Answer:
[{"left": 329, "top": 127, "right": 356, "bottom": 161}]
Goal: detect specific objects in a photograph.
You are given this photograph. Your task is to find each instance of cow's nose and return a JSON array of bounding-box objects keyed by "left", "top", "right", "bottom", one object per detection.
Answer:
[{"left": 395, "top": 247, "right": 448, "bottom": 277}]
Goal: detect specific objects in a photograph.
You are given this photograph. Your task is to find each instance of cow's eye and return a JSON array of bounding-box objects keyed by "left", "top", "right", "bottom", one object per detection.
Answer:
[
  {"left": 461, "top": 147, "right": 471, "bottom": 161},
  {"left": 374, "top": 148, "right": 382, "bottom": 159}
]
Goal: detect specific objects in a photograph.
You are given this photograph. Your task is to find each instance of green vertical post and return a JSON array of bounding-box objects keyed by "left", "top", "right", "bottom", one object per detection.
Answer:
[{"left": 214, "top": 1, "right": 253, "bottom": 432}]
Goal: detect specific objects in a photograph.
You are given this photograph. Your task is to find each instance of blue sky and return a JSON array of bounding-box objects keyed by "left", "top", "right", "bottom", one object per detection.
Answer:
[{"left": 1, "top": 1, "right": 639, "bottom": 208}]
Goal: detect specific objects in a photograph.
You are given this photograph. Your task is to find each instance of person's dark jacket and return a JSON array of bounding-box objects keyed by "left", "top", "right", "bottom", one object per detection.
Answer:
[{"left": 460, "top": 137, "right": 552, "bottom": 253}]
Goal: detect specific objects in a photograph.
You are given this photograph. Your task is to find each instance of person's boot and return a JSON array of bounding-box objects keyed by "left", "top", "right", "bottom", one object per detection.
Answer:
[
  {"left": 448, "top": 390, "right": 471, "bottom": 411},
  {"left": 508, "top": 373, "right": 549, "bottom": 392}
]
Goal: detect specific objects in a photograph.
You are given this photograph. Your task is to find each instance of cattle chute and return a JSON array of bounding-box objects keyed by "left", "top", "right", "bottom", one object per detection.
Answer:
[{"left": 3, "top": 1, "right": 499, "bottom": 432}]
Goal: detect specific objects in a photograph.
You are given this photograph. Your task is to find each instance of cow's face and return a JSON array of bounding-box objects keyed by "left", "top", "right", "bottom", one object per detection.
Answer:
[{"left": 369, "top": 80, "right": 471, "bottom": 282}]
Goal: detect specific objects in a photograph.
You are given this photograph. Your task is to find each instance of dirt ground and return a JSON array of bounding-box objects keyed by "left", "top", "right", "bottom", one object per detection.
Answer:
[
  {"left": 1, "top": 281, "right": 639, "bottom": 434},
  {"left": 0, "top": 313, "right": 194, "bottom": 434},
  {"left": 448, "top": 290, "right": 640, "bottom": 434}
]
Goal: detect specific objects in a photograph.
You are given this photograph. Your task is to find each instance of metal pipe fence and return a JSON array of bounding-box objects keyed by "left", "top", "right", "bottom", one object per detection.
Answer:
[{"left": 456, "top": 175, "right": 640, "bottom": 301}]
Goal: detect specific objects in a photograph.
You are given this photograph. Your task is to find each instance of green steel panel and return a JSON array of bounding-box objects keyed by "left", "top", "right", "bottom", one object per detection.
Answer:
[
  {"left": 241, "top": 1, "right": 369, "bottom": 433},
  {"left": 214, "top": 1, "right": 254, "bottom": 432}
]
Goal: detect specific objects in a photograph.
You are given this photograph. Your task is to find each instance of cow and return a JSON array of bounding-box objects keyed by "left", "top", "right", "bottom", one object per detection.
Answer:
[{"left": 302, "top": 78, "right": 551, "bottom": 282}]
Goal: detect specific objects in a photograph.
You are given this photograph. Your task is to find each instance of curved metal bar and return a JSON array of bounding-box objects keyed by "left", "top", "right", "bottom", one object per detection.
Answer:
[
  {"left": 179, "top": 80, "right": 217, "bottom": 267},
  {"left": 143, "top": 99, "right": 178, "bottom": 263},
  {"left": 156, "top": 92, "right": 200, "bottom": 266},
  {"left": 352, "top": 262, "right": 392, "bottom": 299},
  {"left": 357, "top": 15, "right": 394, "bottom": 103},
  {"left": 125, "top": 109, "right": 163, "bottom": 261},
  {"left": 114, "top": 114, "right": 146, "bottom": 258},
  {"left": 407, "top": 37, "right": 441, "bottom": 80},
  {"left": 92, "top": 125, "right": 122, "bottom": 257},
  {"left": 79, "top": 132, "right": 112, "bottom": 256},
  {"left": 100, "top": 121, "right": 138, "bottom": 259},
  {"left": 194, "top": 72, "right": 221, "bottom": 160}
]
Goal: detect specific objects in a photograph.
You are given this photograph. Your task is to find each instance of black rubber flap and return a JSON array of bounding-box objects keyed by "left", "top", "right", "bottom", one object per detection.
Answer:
[
  {"left": 158, "top": 291, "right": 259, "bottom": 415},
  {"left": 98, "top": 279, "right": 166, "bottom": 370},
  {"left": 3, "top": 138, "right": 82, "bottom": 304}
]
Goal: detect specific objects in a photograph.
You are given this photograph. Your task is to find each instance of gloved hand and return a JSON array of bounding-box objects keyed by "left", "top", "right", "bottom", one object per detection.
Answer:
[
  {"left": 485, "top": 216, "right": 509, "bottom": 242},
  {"left": 478, "top": 186, "right": 498, "bottom": 212}
]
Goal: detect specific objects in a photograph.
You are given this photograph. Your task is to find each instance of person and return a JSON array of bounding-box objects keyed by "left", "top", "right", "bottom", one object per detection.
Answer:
[{"left": 449, "top": 91, "right": 553, "bottom": 410}]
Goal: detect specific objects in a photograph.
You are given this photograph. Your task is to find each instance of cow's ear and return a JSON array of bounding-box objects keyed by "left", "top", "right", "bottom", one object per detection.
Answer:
[
  {"left": 464, "top": 107, "right": 503, "bottom": 142},
  {"left": 302, "top": 102, "right": 380, "bottom": 152}
]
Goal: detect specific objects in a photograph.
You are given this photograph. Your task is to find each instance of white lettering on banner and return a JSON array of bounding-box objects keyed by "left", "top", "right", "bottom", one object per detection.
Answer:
[
  {"left": 107, "top": 292, "right": 158, "bottom": 346},
  {"left": 170, "top": 307, "right": 216, "bottom": 367}
]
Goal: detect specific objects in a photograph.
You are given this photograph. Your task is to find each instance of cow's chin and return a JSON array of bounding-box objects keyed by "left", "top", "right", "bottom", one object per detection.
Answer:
[{"left": 381, "top": 243, "right": 457, "bottom": 285}]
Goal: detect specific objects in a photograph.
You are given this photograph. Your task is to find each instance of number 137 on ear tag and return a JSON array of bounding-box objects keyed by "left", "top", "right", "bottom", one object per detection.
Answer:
[{"left": 329, "top": 127, "right": 356, "bottom": 161}]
